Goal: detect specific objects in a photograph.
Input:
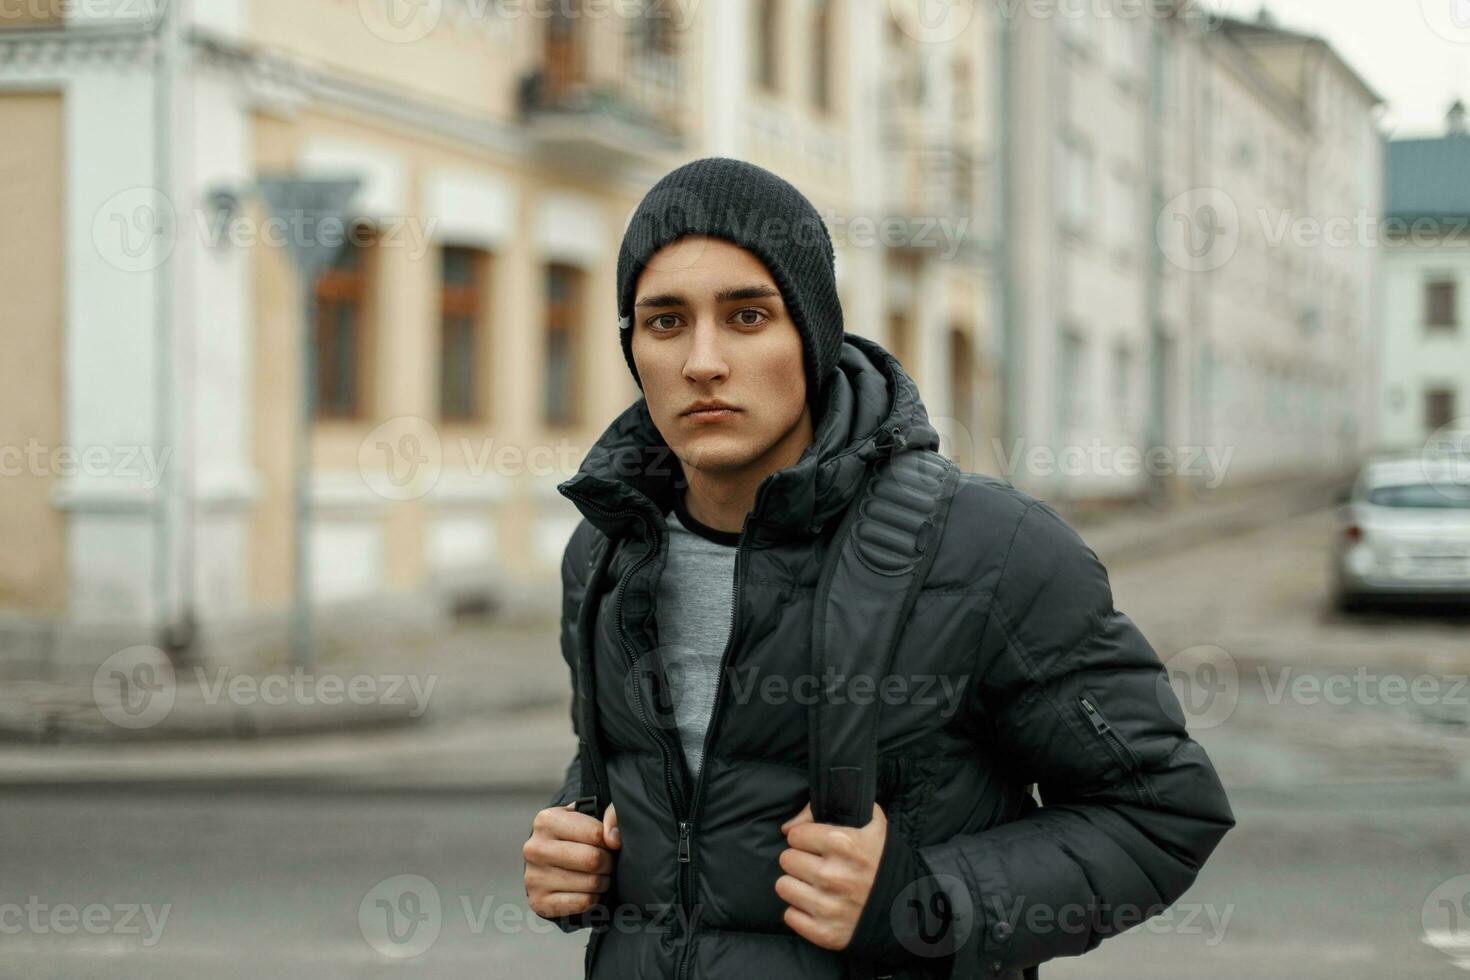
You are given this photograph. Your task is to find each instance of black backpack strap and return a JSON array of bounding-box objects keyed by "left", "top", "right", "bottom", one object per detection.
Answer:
[
  {"left": 809, "top": 449, "right": 961, "bottom": 828},
  {"left": 573, "top": 534, "right": 616, "bottom": 819}
]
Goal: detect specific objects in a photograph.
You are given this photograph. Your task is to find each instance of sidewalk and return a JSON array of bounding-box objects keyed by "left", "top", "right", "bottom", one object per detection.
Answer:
[
  {"left": 0, "top": 700, "right": 576, "bottom": 792},
  {"left": 0, "top": 616, "right": 571, "bottom": 744},
  {"left": 1052, "top": 468, "right": 1353, "bottom": 567},
  {"left": 0, "top": 468, "right": 1352, "bottom": 788}
]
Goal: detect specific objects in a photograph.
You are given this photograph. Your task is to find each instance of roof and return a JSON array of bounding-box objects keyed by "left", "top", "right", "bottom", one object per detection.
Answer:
[
  {"left": 1386, "top": 134, "right": 1470, "bottom": 221},
  {"left": 1217, "top": 15, "right": 1383, "bottom": 106}
]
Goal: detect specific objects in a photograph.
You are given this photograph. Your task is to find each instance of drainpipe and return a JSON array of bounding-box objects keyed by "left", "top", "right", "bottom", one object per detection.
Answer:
[
  {"left": 1192, "top": 25, "right": 1211, "bottom": 494},
  {"left": 1048, "top": 9, "right": 1067, "bottom": 501},
  {"left": 994, "top": 3, "right": 1016, "bottom": 458},
  {"left": 1143, "top": 16, "right": 1164, "bottom": 506},
  {"left": 152, "top": 0, "right": 196, "bottom": 658}
]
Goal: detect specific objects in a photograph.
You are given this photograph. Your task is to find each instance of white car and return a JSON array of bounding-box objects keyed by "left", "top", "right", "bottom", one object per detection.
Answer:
[{"left": 1331, "top": 457, "right": 1470, "bottom": 610}]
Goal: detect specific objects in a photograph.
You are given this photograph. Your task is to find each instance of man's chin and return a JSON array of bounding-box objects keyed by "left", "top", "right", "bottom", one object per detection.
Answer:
[{"left": 671, "top": 435, "right": 766, "bottom": 475}]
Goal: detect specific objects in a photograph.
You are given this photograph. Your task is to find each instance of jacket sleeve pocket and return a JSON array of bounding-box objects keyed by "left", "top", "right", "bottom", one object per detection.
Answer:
[{"left": 916, "top": 501, "right": 1234, "bottom": 977}]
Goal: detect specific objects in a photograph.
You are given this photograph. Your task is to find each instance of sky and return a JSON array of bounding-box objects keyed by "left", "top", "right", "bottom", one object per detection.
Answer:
[{"left": 1214, "top": 0, "right": 1470, "bottom": 138}]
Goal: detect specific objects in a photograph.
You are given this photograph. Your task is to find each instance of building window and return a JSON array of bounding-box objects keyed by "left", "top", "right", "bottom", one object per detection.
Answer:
[
  {"left": 1059, "top": 0, "right": 1090, "bottom": 51},
  {"left": 1113, "top": 342, "right": 1132, "bottom": 422},
  {"left": 1103, "top": 165, "right": 1136, "bottom": 259},
  {"left": 1059, "top": 134, "right": 1093, "bottom": 234},
  {"left": 1425, "top": 278, "right": 1457, "bottom": 330},
  {"left": 887, "top": 311, "right": 913, "bottom": 372},
  {"left": 312, "top": 224, "right": 375, "bottom": 420},
  {"left": 544, "top": 0, "right": 583, "bottom": 99},
  {"left": 1425, "top": 387, "right": 1456, "bottom": 433},
  {"left": 886, "top": 253, "right": 917, "bottom": 371},
  {"left": 635, "top": 0, "right": 679, "bottom": 55},
  {"left": 954, "top": 58, "right": 973, "bottom": 124},
  {"left": 1151, "top": 35, "right": 1170, "bottom": 119},
  {"left": 1059, "top": 329, "right": 1087, "bottom": 429},
  {"left": 440, "top": 246, "right": 488, "bottom": 422},
  {"left": 757, "top": 0, "right": 780, "bottom": 93},
  {"left": 545, "top": 262, "right": 584, "bottom": 427},
  {"left": 949, "top": 327, "right": 975, "bottom": 431},
  {"left": 884, "top": 17, "right": 925, "bottom": 108},
  {"left": 811, "top": 0, "right": 831, "bottom": 112}
]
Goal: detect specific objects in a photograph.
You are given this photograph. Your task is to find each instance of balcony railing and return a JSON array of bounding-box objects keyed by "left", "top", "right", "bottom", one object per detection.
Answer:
[
  {"left": 883, "top": 139, "right": 983, "bottom": 219},
  {"left": 517, "top": 40, "right": 683, "bottom": 165}
]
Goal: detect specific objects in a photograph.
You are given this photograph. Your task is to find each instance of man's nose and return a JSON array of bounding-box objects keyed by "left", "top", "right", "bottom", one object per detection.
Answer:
[{"left": 683, "top": 319, "right": 729, "bottom": 382}]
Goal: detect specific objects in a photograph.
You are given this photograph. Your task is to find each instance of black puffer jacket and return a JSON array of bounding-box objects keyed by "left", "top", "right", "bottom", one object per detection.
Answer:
[{"left": 548, "top": 333, "right": 1234, "bottom": 979}]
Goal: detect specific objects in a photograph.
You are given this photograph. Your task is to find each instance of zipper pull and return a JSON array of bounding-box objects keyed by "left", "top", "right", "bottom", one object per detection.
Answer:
[
  {"left": 1079, "top": 697, "right": 1110, "bottom": 735},
  {"left": 678, "top": 820, "right": 692, "bottom": 862}
]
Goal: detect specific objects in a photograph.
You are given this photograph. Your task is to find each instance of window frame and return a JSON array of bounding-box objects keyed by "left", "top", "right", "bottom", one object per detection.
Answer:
[
  {"left": 439, "top": 245, "right": 490, "bottom": 424},
  {"left": 311, "top": 222, "right": 377, "bottom": 421}
]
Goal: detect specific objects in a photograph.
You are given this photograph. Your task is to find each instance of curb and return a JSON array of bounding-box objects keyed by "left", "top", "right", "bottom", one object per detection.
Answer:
[{"left": 0, "top": 704, "right": 577, "bottom": 791}]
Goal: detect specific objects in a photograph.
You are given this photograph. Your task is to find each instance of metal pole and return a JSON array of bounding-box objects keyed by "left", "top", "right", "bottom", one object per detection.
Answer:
[
  {"left": 255, "top": 174, "right": 360, "bottom": 670},
  {"left": 292, "top": 276, "right": 317, "bottom": 669}
]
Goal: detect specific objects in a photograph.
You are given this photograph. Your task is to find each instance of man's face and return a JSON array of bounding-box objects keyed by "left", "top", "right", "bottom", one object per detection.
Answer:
[{"left": 630, "top": 235, "right": 810, "bottom": 477}]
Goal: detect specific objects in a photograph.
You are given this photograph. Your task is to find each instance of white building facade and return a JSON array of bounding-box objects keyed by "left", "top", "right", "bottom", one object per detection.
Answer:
[{"left": 1378, "top": 107, "right": 1470, "bottom": 452}]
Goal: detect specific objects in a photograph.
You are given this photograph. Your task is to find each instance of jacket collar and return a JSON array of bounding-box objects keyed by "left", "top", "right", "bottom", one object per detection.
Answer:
[{"left": 556, "top": 333, "right": 940, "bottom": 548}]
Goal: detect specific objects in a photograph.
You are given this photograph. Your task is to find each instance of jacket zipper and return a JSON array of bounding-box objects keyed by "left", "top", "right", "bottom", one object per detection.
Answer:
[
  {"left": 567, "top": 486, "right": 747, "bottom": 979},
  {"left": 1076, "top": 695, "right": 1157, "bottom": 808},
  {"left": 569, "top": 485, "right": 766, "bottom": 978},
  {"left": 675, "top": 516, "right": 750, "bottom": 980}
]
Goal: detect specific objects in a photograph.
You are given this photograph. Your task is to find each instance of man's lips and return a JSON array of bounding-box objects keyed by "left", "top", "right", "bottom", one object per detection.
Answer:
[{"left": 683, "top": 404, "right": 741, "bottom": 420}]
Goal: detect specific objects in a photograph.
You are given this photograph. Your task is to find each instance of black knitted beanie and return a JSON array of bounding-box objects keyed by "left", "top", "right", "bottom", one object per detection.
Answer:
[{"left": 615, "top": 157, "right": 845, "bottom": 415}]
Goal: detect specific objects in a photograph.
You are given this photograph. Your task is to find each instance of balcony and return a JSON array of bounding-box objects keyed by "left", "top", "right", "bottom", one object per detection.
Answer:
[
  {"left": 517, "top": 43, "right": 683, "bottom": 170},
  {"left": 880, "top": 137, "right": 991, "bottom": 260}
]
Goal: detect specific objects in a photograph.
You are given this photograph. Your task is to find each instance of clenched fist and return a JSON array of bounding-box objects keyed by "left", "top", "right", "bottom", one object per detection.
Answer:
[
  {"left": 775, "top": 802, "right": 887, "bottom": 951},
  {"left": 524, "top": 801, "right": 620, "bottom": 920}
]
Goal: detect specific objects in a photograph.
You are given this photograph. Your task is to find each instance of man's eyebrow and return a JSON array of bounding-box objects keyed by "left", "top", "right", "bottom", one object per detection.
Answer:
[{"left": 633, "top": 284, "right": 781, "bottom": 309}]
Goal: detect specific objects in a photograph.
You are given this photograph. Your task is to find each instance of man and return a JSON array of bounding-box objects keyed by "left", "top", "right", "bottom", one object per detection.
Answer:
[{"left": 522, "top": 157, "right": 1234, "bottom": 979}]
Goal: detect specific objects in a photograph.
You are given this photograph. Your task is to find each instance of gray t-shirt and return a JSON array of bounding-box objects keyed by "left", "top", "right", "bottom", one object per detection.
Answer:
[{"left": 655, "top": 496, "right": 739, "bottom": 780}]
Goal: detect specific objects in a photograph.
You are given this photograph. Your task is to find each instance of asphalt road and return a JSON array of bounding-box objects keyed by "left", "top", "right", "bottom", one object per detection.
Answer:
[
  {"left": 1, "top": 781, "right": 1465, "bottom": 979},
  {"left": 3, "top": 506, "right": 1467, "bottom": 979}
]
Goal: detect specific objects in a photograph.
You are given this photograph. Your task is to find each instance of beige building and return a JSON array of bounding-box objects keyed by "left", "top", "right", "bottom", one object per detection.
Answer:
[
  {"left": 0, "top": 2, "right": 1386, "bottom": 663},
  {"left": 0, "top": 0, "right": 999, "bottom": 663}
]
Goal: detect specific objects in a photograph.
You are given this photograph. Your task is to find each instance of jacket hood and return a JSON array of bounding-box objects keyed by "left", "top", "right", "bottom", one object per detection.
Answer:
[{"left": 556, "top": 332, "right": 940, "bottom": 548}]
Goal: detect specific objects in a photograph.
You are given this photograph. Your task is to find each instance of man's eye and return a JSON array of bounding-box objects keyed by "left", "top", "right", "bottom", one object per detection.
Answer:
[
  {"left": 733, "top": 308, "right": 767, "bottom": 327},
  {"left": 647, "top": 314, "right": 682, "bottom": 331}
]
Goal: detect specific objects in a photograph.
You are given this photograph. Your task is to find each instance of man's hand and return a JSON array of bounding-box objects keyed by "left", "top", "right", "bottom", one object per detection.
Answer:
[
  {"left": 775, "top": 801, "right": 887, "bottom": 951},
  {"left": 524, "top": 801, "right": 621, "bottom": 920}
]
